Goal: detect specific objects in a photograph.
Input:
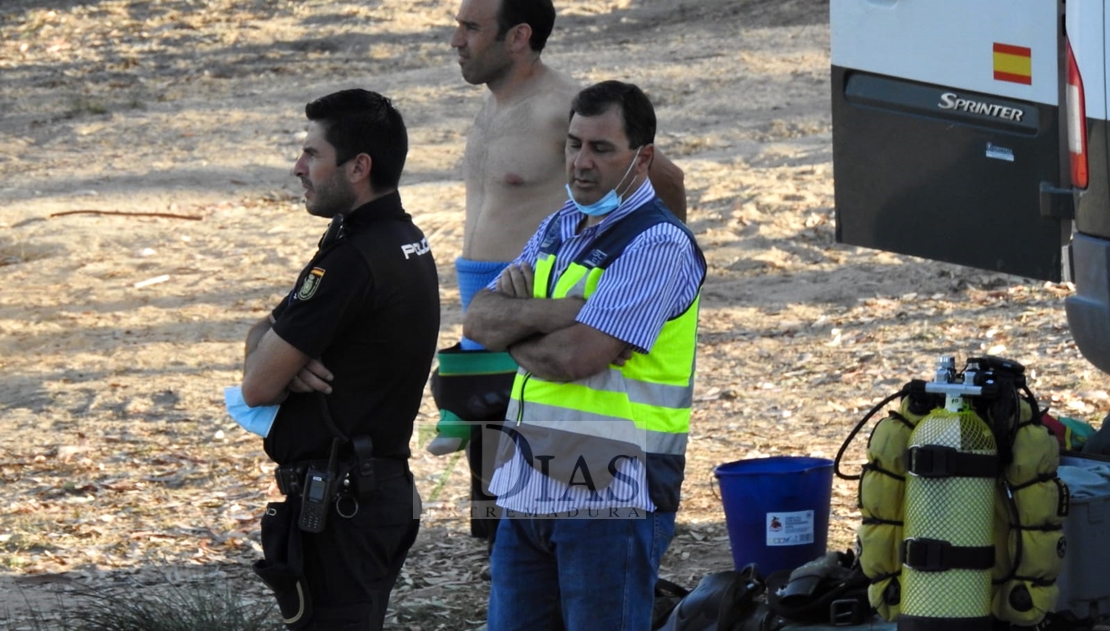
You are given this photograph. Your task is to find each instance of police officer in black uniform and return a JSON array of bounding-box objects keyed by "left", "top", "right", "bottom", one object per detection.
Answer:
[{"left": 241, "top": 89, "right": 439, "bottom": 631}]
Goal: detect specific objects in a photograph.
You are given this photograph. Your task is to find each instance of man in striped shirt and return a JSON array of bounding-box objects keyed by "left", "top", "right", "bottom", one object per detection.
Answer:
[
  {"left": 464, "top": 80, "right": 706, "bottom": 631},
  {"left": 430, "top": 0, "right": 687, "bottom": 552}
]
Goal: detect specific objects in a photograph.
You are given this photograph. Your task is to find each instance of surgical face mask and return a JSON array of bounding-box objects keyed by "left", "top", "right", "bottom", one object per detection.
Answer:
[
  {"left": 567, "top": 147, "right": 642, "bottom": 217},
  {"left": 224, "top": 385, "right": 280, "bottom": 438}
]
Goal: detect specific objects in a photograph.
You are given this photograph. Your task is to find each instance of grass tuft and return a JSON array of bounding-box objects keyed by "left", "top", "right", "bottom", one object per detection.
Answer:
[{"left": 1, "top": 571, "right": 282, "bottom": 631}]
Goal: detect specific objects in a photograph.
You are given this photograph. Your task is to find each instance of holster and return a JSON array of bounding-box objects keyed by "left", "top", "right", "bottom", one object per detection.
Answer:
[{"left": 252, "top": 501, "right": 313, "bottom": 629}]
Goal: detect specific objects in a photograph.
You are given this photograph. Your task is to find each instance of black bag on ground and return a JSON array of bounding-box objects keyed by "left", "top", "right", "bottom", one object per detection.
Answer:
[
  {"left": 764, "top": 550, "right": 871, "bottom": 626},
  {"left": 655, "top": 564, "right": 783, "bottom": 631},
  {"left": 653, "top": 577, "right": 691, "bottom": 629},
  {"left": 252, "top": 501, "right": 313, "bottom": 629}
]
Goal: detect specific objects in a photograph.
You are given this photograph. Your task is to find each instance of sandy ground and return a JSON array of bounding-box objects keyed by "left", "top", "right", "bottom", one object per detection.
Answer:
[{"left": 2, "top": 0, "right": 1106, "bottom": 628}]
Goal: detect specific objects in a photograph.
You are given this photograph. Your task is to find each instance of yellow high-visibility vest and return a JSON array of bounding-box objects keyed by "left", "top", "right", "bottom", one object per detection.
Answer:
[{"left": 506, "top": 201, "right": 704, "bottom": 511}]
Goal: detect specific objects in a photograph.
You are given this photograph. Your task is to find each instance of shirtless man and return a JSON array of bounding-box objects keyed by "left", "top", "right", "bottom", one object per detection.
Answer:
[
  {"left": 427, "top": 0, "right": 687, "bottom": 544},
  {"left": 456, "top": 0, "right": 686, "bottom": 268}
]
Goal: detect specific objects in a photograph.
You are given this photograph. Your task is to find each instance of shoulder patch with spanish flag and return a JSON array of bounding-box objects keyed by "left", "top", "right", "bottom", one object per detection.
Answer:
[{"left": 296, "top": 267, "right": 325, "bottom": 300}]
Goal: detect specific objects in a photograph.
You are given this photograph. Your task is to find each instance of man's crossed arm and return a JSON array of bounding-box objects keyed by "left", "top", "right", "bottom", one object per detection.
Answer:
[
  {"left": 241, "top": 315, "right": 334, "bottom": 407},
  {"left": 463, "top": 263, "right": 632, "bottom": 383}
]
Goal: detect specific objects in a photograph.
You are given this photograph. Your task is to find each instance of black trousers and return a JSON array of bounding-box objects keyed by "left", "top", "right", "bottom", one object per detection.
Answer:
[
  {"left": 298, "top": 468, "right": 420, "bottom": 630},
  {"left": 468, "top": 421, "right": 502, "bottom": 545}
]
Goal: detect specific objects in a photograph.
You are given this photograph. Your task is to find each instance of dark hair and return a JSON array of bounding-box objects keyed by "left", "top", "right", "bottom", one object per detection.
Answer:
[
  {"left": 304, "top": 89, "right": 408, "bottom": 191},
  {"left": 496, "top": 0, "right": 555, "bottom": 53},
  {"left": 570, "top": 80, "right": 657, "bottom": 148}
]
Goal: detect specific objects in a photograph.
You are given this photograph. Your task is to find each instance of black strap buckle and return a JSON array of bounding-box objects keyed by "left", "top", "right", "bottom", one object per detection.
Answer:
[
  {"left": 906, "top": 445, "right": 946, "bottom": 477},
  {"left": 901, "top": 537, "right": 994, "bottom": 572},
  {"left": 829, "top": 598, "right": 867, "bottom": 626},
  {"left": 906, "top": 445, "right": 997, "bottom": 478},
  {"left": 901, "top": 537, "right": 952, "bottom": 571}
]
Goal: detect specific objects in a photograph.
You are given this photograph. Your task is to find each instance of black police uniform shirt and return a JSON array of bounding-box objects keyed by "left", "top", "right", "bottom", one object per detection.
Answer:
[{"left": 264, "top": 191, "right": 440, "bottom": 465}]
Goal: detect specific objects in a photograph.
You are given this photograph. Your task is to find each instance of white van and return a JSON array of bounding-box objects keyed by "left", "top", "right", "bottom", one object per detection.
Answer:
[{"left": 830, "top": 0, "right": 1110, "bottom": 372}]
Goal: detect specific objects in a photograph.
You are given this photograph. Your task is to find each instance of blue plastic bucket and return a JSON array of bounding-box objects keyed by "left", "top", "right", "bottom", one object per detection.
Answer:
[{"left": 713, "top": 456, "right": 834, "bottom": 576}]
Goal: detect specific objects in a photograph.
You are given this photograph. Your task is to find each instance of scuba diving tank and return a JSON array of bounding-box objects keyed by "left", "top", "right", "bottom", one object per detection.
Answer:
[{"left": 898, "top": 357, "right": 998, "bottom": 631}]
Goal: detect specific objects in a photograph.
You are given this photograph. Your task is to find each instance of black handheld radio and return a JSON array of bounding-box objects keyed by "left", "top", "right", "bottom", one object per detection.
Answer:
[
  {"left": 298, "top": 464, "right": 335, "bottom": 533},
  {"left": 297, "top": 393, "right": 349, "bottom": 533}
]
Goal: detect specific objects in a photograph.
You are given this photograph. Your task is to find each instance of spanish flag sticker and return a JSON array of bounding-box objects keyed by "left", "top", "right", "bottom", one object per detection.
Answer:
[
  {"left": 994, "top": 43, "right": 1032, "bottom": 85},
  {"left": 296, "top": 267, "right": 325, "bottom": 300}
]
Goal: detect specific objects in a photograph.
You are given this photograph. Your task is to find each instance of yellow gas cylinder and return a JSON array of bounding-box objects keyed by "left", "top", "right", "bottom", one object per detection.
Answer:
[{"left": 899, "top": 361, "right": 999, "bottom": 631}]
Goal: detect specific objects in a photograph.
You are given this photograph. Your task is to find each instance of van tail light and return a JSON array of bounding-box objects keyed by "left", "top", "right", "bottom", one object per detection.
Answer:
[{"left": 1067, "top": 39, "right": 1089, "bottom": 189}]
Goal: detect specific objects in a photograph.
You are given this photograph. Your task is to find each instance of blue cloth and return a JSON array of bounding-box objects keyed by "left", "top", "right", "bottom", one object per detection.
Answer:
[
  {"left": 456, "top": 257, "right": 510, "bottom": 350},
  {"left": 1058, "top": 462, "right": 1110, "bottom": 499},
  {"left": 487, "top": 511, "right": 675, "bottom": 631},
  {"left": 457, "top": 257, "right": 509, "bottom": 311},
  {"left": 223, "top": 385, "right": 279, "bottom": 438},
  {"left": 460, "top": 338, "right": 485, "bottom": 351}
]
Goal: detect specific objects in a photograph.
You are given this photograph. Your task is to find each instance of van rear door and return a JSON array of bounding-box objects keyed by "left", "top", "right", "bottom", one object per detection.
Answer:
[{"left": 830, "top": 0, "right": 1072, "bottom": 281}]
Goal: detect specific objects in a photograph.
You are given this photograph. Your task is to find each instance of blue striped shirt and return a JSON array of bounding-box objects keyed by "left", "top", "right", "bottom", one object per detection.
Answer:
[
  {"left": 486, "top": 180, "right": 704, "bottom": 514},
  {"left": 487, "top": 180, "right": 704, "bottom": 352}
]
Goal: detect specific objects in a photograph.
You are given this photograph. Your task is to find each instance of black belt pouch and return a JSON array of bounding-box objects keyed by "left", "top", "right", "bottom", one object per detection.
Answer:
[{"left": 252, "top": 501, "right": 313, "bottom": 629}]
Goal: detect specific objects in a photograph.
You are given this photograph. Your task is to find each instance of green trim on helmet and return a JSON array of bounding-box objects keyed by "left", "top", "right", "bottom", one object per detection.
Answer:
[{"left": 435, "top": 347, "right": 518, "bottom": 375}]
